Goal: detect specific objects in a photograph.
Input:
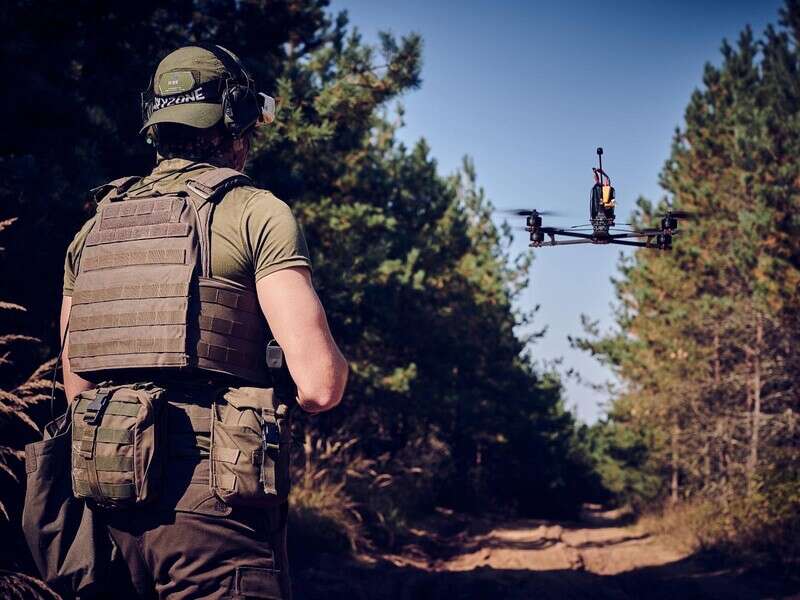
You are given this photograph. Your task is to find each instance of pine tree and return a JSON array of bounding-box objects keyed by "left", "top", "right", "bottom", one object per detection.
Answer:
[{"left": 578, "top": 3, "right": 800, "bottom": 563}]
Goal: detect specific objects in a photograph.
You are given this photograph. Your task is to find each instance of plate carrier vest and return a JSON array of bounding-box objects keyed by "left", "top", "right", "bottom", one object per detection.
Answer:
[{"left": 69, "top": 168, "right": 268, "bottom": 384}]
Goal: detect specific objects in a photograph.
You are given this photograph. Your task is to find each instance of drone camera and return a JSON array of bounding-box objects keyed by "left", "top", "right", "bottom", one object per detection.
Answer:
[{"left": 601, "top": 184, "right": 615, "bottom": 208}]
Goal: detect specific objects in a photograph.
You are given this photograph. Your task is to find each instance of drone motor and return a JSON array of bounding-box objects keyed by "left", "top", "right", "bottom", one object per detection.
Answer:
[
  {"left": 661, "top": 215, "right": 678, "bottom": 231},
  {"left": 526, "top": 212, "right": 543, "bottom": 229}
]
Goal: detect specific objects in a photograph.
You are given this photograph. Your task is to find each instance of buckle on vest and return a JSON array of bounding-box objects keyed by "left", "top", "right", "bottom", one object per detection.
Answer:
[
  {"left": 262, "top": 419, "right": 280, "bottom": 450},
  {"left": 186, "top": 180, "right": 212, "bottom": 199},
  {"left": 83, "top": 389, "right": 111, "bottom": 425}
]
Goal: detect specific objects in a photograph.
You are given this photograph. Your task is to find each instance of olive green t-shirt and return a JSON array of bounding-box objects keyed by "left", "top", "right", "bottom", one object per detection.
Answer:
[{"left": 63, "top": 158, "right": 311, "bottom": 295}]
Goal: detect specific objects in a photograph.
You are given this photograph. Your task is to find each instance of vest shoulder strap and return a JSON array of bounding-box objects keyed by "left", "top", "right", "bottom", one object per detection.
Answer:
[
  {"left": 89, "top": 176, "right": 141, "bottom": 205},
  {"left": 186, "top": 168, "right": 251, "bottom": 201}
]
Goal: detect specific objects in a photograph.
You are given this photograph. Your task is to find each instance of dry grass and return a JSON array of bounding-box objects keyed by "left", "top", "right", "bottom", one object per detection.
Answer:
[
  {"left": 289, "top": 436, "right": 380, "bottom": 556},
  {"left": 0, "top": 570, "right": 59, "bottom": 600},
  {"left": 0, "top": 215, "right": 58, "bottom": 522},
  {"left": 288, "top": 429, "right": 453, "bottom": 560},
  {"left": 637, "top": 487, "right": 800, "bottom": 571},
  {"left": 636, "top": 501, "right": 709, "bottom": 555}
]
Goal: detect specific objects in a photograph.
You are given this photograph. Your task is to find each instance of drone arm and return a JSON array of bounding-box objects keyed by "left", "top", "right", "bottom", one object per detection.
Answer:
[
  {"left": 537, "top": 239, "right": 595, "bottom": 247},
  {"left": 608, "top": 239, "right": 656, "bottom": 248},
  {"left": 540, "top": 228, "right": 595, "bottom": 240},
  {"left": 607, "top": 231, "right": 660, "bottom": 239}
]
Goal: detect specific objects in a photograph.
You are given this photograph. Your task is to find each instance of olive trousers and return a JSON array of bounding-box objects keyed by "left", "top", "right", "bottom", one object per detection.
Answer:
[
  {"left": 97, "top": 387, "right": 292, "bottom": 600},
  {"left": 100, "top": 503, "right": 290, "bottom": 600}
]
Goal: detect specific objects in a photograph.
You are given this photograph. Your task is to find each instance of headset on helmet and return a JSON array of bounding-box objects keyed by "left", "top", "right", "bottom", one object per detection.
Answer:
[
  {"left": 199, "top": 44, "right": 261, "bottom": 137},
  {"left": 141, "top": 43, "right": 275, "bottom": 140}
]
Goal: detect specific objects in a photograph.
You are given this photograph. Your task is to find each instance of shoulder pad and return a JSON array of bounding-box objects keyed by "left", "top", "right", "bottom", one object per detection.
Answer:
[
  {"left": 186, "top": 168, "right": 251, "bottom": 200},
  {"left": 88, "top": 176, "right": 141, "bottom": 204}
]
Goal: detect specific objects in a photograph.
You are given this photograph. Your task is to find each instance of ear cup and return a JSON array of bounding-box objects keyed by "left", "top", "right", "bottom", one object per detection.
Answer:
[{"left": 222, "top": 83, "right": 261, "bottom": 137}]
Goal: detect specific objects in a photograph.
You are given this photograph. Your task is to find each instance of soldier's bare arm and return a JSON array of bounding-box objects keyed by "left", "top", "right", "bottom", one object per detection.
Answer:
[
  {"left": 60, "top": 296, "right": 93, "bottom": 402},
  {"left": 256, "top": 266, "right": 347, "bottom": 413}
]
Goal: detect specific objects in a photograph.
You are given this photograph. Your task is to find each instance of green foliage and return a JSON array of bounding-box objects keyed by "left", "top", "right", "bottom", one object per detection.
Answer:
[
  {"left": 705, "top": 462, "right": 800, "bottom": 567},
  {"left": 586, "top": 418, "right": 661, "bottom": 508},
  {"left": 576, "top": 0, "right": 800, "bottom": 566},
  {"left": 0, "top": 1, "right": 600, "bottom": 573}
]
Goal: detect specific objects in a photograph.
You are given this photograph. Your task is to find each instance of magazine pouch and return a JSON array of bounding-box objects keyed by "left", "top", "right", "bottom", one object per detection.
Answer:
[
  {"left": 71, "top": 383, "right": 165, "bottom": 508},
  {"left": 210, "top": 386, "right": 290, "bottom": 508}
]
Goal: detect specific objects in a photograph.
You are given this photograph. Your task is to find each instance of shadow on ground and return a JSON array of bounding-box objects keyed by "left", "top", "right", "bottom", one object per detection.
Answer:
[{"left": 293, "top": 554, "right": 800, "bottom": 600}]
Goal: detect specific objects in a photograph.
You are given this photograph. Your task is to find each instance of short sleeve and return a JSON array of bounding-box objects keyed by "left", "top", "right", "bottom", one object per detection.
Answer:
[
  {"left": 63, "top": 216, "right": 97, "bottom": 296},
  {"left": 240, "top": 191, "right": 312, "bottom": 281}
]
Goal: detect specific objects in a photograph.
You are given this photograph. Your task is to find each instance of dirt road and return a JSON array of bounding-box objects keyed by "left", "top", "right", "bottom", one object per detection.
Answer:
[{"left": 294, "top": 508, "right": 798, "bottom": 599}]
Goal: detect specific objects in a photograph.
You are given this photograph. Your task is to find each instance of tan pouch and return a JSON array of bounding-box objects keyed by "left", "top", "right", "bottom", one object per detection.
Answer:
[
  {"left": 210, "top": 386, "right": 291, "bottom": 508},
  {"left": 71, "top": 383, "right": 165, "bottom": 508}
]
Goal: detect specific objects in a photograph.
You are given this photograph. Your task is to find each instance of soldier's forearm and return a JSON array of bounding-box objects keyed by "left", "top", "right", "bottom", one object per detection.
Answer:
[{"left": 62, "top": 349, "right": 93, "bottom": 403}]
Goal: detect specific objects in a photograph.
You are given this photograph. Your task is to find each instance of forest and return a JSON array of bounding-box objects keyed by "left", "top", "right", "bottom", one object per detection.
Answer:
[
  {"left": 0, "top": 0, "right": 798, "bottom": 597},
  {"left": 576, "top": 1, "right": 800, "bottom": 566}
]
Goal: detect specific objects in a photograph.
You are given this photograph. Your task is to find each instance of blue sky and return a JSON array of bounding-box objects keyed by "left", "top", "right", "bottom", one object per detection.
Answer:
[{"left": 335, "top": 0, "right": 784, "bottom": 422}]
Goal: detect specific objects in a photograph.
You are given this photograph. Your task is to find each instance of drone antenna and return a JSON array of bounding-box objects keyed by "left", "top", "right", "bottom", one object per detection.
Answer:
[{"left": 597, "top": 147, "right": 603, "bottom": 177}]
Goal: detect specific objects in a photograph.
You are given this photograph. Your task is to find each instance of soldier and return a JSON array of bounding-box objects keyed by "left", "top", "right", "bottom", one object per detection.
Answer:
[{"left": 58, "top": 44, "right": 348, "bottom": 599}]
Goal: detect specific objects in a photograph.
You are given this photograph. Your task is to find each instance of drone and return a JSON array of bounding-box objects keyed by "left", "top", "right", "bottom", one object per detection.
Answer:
[{"left": 502, "top": 147, "right": 695, "bottom": 250}]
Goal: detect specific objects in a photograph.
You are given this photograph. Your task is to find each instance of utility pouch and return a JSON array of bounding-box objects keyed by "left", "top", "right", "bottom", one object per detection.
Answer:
[
  {"left": 210, "top": 386, "right": 290, "bottom": 508},
  {"left": 71, "top": 383, "right": 165, "bottom": 508}
]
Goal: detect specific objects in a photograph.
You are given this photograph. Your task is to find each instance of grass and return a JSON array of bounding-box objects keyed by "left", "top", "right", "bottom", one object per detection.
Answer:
[
  {"left": 287, "top": 435, "right": 375, "bottom": 562},
  {"left": 637, "top": 488, "right": 800, "bottom": 573}
]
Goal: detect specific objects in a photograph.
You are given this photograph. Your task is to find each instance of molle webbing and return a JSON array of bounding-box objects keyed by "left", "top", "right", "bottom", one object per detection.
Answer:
[
  {"left": 70, "top": 167, "right": 268, "bottom": 383},
  {"left": 82, "top": 248, "right": 186, "bottom": 271},
  {"left": 86, "top": 223, "right": 190, "bottom": 246},
  {"left": 196, "top": 279, "right": 266, "bottom": 382},
  {"left": 71, "top": 391, "right": 139, "bottom": 501}
]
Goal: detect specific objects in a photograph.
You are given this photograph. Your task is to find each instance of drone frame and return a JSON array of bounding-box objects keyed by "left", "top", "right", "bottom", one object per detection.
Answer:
[
  {"left": 531, "top": 222, "right": 678, "bottom": 249},
  {"left": 519, "top": 148, "right": 684, "bottom": 251}
]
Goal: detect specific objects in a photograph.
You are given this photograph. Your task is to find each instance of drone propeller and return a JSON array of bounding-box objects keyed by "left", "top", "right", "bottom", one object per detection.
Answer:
[
  {"left": 495, "top": 208, "right": 564, "bottom": 217},
  {"left": 659, "top": 209, "right": 704, "bottom": 220}
]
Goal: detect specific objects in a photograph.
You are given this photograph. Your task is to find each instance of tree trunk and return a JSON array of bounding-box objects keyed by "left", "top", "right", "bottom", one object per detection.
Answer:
[
  {"left": 746, "top": 313, "right": 763, "bottom": 494},
  {"left": 713, "top": 328, "right": 721, "bottom": 387},
  {"left": 670, "top": 419, "right": 680, "bottom": 504},
  {"left": 719, "top": 416, "right": 730, "bottom": 509}
]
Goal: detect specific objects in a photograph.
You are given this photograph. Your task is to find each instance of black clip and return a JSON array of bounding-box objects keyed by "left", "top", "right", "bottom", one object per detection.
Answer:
[
  {"left": 266, "top": 340, "right": 296, "bottom": 402},
  {"left": 266, "top": 343, "right": 284, "bottom": 370},
  {"left": 83, "top": 389, "right": 110, "bottom": 425},
  {"left": 262, "top": 420, "right": 280, "bottom": 450}
]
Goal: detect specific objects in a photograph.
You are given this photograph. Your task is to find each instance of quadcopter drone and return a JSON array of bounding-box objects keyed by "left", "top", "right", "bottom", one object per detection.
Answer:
[{"left": 503, "top": 148, "right": 694, "bottom": 250}]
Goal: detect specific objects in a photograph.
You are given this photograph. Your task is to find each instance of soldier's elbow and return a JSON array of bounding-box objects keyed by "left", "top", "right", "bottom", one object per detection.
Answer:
[
  {"left": 297, "top": 357, "right": 348, "bottom": 414},
  {"left": 297, "top": 389, "right": 342, "bottom": 413}
]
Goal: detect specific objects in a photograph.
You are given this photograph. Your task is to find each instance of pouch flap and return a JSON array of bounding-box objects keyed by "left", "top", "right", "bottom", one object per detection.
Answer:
[
  {"left": 236, "top": 566, "right": 282, "bottom": 599},
  {"left": 74, "top": 384, "right": 161, "bottom": 411},
  {"left": 223, "top": 387, "right": 277, "bottom": 411}
]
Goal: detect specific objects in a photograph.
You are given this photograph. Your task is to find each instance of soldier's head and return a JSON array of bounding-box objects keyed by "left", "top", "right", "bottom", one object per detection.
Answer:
[{"left": 141, "top": 44, "right": 275, "bottom": 170}]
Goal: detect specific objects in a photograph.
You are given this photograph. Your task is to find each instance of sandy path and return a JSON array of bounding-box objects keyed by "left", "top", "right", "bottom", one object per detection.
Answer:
[
  {"left": 437, "top": 518, "right": 684, "bottom": 576},
  {"left": 294, "top": 509, "right": 798, "bottom": 599}
]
